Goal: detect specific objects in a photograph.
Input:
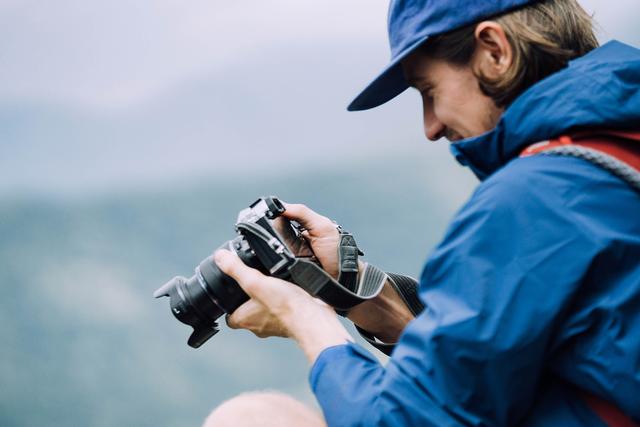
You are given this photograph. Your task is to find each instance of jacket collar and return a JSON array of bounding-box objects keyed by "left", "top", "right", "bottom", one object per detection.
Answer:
[{"left": 450, "top": 40, "right": 640, "bottom": 180}]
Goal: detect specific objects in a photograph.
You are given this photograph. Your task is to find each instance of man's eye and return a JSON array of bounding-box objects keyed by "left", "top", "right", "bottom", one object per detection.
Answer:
[{"left": 419, "top": 87, "right": 434, "bottom": 98}]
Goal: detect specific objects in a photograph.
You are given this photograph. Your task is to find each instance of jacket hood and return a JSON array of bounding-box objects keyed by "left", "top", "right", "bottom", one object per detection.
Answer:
[{"left": 450, "top": 40, "right": 640, "bottom": 180}]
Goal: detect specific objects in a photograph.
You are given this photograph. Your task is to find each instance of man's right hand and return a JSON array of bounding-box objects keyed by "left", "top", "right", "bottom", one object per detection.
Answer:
[
  {"left": 281, "top": 203, "right": 344, "bottom": 279},
  {"left": 282, "top": 202, "right": 415, "bottom": 344}
]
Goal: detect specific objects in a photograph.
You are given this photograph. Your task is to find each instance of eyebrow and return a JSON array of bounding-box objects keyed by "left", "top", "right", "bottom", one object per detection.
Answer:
[{"left": 405, "top": 75, "right": 420, "bottom": 87}]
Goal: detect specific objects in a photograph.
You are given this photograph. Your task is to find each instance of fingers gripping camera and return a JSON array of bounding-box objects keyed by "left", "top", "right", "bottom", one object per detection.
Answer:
[{"left": 154, "top": 196, "right": 388, "bottom": 348}]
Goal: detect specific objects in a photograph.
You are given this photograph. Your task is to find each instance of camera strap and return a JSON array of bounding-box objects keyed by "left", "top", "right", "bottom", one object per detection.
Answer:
[
  {"left": 284, "top": 228, "right": 387, "bottom": 310},
  {"left": 336, "top": 230, "right": 362, "bottom": 293},
  {"left": 334, "top": 229, "right": 390, "bottom": 316},
  {"left": 236, "top": 217, "right": 387, "bottom": 311},
  {"left": 355, "top": 273, "right": 425, "bottom": 356},
  {"left": 287, "top": 258, "right": 387, "bottom": 311},
  {"left": 331, "top": 226, "right": 427, "bottom": 352}
]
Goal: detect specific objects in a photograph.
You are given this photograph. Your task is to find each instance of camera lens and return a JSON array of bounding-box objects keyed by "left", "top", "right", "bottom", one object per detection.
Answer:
[{"left": 154, "top": 237, "right": 255, "bottom": 348}]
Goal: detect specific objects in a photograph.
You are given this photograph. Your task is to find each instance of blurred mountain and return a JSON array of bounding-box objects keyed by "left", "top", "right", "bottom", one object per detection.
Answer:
[{"left": 0, "top": 154, "right": 477, "bottom": 427}]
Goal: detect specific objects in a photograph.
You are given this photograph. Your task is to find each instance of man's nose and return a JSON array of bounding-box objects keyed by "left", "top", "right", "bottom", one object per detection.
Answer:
[{"left": 423, "top": 107, "right": 446, "bottom": 141}]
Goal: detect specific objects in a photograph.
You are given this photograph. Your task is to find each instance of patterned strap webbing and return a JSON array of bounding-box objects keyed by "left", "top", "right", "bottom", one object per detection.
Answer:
[
  {"left": 355, "top": 273, "right": 425, "bottom": 356},
  {"left": 330, "top": 229, "right": 388, "bottom": 316}
]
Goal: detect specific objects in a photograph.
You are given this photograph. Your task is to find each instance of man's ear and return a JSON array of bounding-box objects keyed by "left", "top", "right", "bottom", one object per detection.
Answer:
[{"left": 472, "top": 21, "right": 513, "bottom": 80}]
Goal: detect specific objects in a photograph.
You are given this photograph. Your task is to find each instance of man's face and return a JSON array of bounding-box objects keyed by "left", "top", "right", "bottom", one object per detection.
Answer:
[{"left": 402, "top": 52, "right": 504, "bottom": 142}]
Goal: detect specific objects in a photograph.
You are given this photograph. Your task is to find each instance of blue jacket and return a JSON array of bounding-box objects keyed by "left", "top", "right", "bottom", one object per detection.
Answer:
[{"left": 310, "top": 41, "right": 640, "bottom": 426}]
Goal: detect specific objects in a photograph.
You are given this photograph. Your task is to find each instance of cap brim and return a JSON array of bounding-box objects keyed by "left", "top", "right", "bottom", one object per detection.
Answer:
[{"left": 347, "top": 35, "right": 430, "bottom": 112}]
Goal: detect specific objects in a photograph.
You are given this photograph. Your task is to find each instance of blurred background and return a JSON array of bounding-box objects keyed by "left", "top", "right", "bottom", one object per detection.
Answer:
[{"left": 1, "top": 1, "right": 638, "bottom": 425}]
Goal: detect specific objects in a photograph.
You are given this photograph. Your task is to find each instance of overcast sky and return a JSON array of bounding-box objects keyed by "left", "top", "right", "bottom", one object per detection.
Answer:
[
  {"left": 0, "top": 0, "right": 389, "bottom": 109},
  {"left": 1, "top": 0, "right": 638, "bottom": 111}
]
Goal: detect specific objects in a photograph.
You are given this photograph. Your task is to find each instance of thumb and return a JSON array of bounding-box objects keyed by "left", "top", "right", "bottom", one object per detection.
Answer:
[
  {"left": 214, "top": 249, "right": 267, "bottom": 300},
  {"left": 282, "top": 202, "right": 336, "bottom": 236}
]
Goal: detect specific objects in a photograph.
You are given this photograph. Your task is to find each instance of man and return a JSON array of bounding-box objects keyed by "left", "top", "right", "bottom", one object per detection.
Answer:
[{"left": 210, "top": 0, "right": 640, "bottom": 425}]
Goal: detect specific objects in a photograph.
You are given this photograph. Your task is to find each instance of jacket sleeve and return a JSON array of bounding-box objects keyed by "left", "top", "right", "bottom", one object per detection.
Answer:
[{"left": 309, "top": 157, "right": 601, "bottom": 427}]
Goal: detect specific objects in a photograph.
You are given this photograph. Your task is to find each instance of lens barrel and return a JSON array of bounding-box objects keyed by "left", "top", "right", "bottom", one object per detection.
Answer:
[{"left": 154, "top": 238, "right": 253, "bottom": 348}]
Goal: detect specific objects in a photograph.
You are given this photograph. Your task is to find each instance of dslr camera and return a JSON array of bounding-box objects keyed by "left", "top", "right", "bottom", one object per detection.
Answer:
[{"left": 155, "top": 196, "right": 385, "bottom": 348}]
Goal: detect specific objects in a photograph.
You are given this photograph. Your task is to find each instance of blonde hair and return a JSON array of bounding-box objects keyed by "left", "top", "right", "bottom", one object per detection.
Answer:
[{"left": 421, "top": 0, "right": 599, "bottom": 107}]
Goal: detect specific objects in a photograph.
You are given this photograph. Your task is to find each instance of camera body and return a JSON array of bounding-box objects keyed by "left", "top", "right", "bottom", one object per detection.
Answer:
[{"left": 154, "top": 196, "right": 315, "bottom": 348}]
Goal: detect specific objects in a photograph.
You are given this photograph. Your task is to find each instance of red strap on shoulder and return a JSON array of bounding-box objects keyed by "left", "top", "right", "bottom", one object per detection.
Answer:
[
  {"left": 579, "top": 389, "right": 639, "bottom": 427},
  {"left": 520, "top": 130, "right": 640, "bottom": 172},
  {"left": 522, "top": 131, "right": 640, "bottom": 426}
]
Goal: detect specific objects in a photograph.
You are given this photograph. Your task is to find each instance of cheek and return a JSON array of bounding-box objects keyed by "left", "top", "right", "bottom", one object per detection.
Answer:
[
  {"left": 445, "top": 82, "right": 498, "bottom": 136},
  {"left": 432, "top": 93, "right": 466, "bottom": 131}
]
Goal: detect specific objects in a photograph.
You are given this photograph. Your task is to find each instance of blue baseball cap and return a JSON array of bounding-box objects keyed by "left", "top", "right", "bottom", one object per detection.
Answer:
[{"left": 347, "top": 0, "right": 537, "bottom": 111}]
